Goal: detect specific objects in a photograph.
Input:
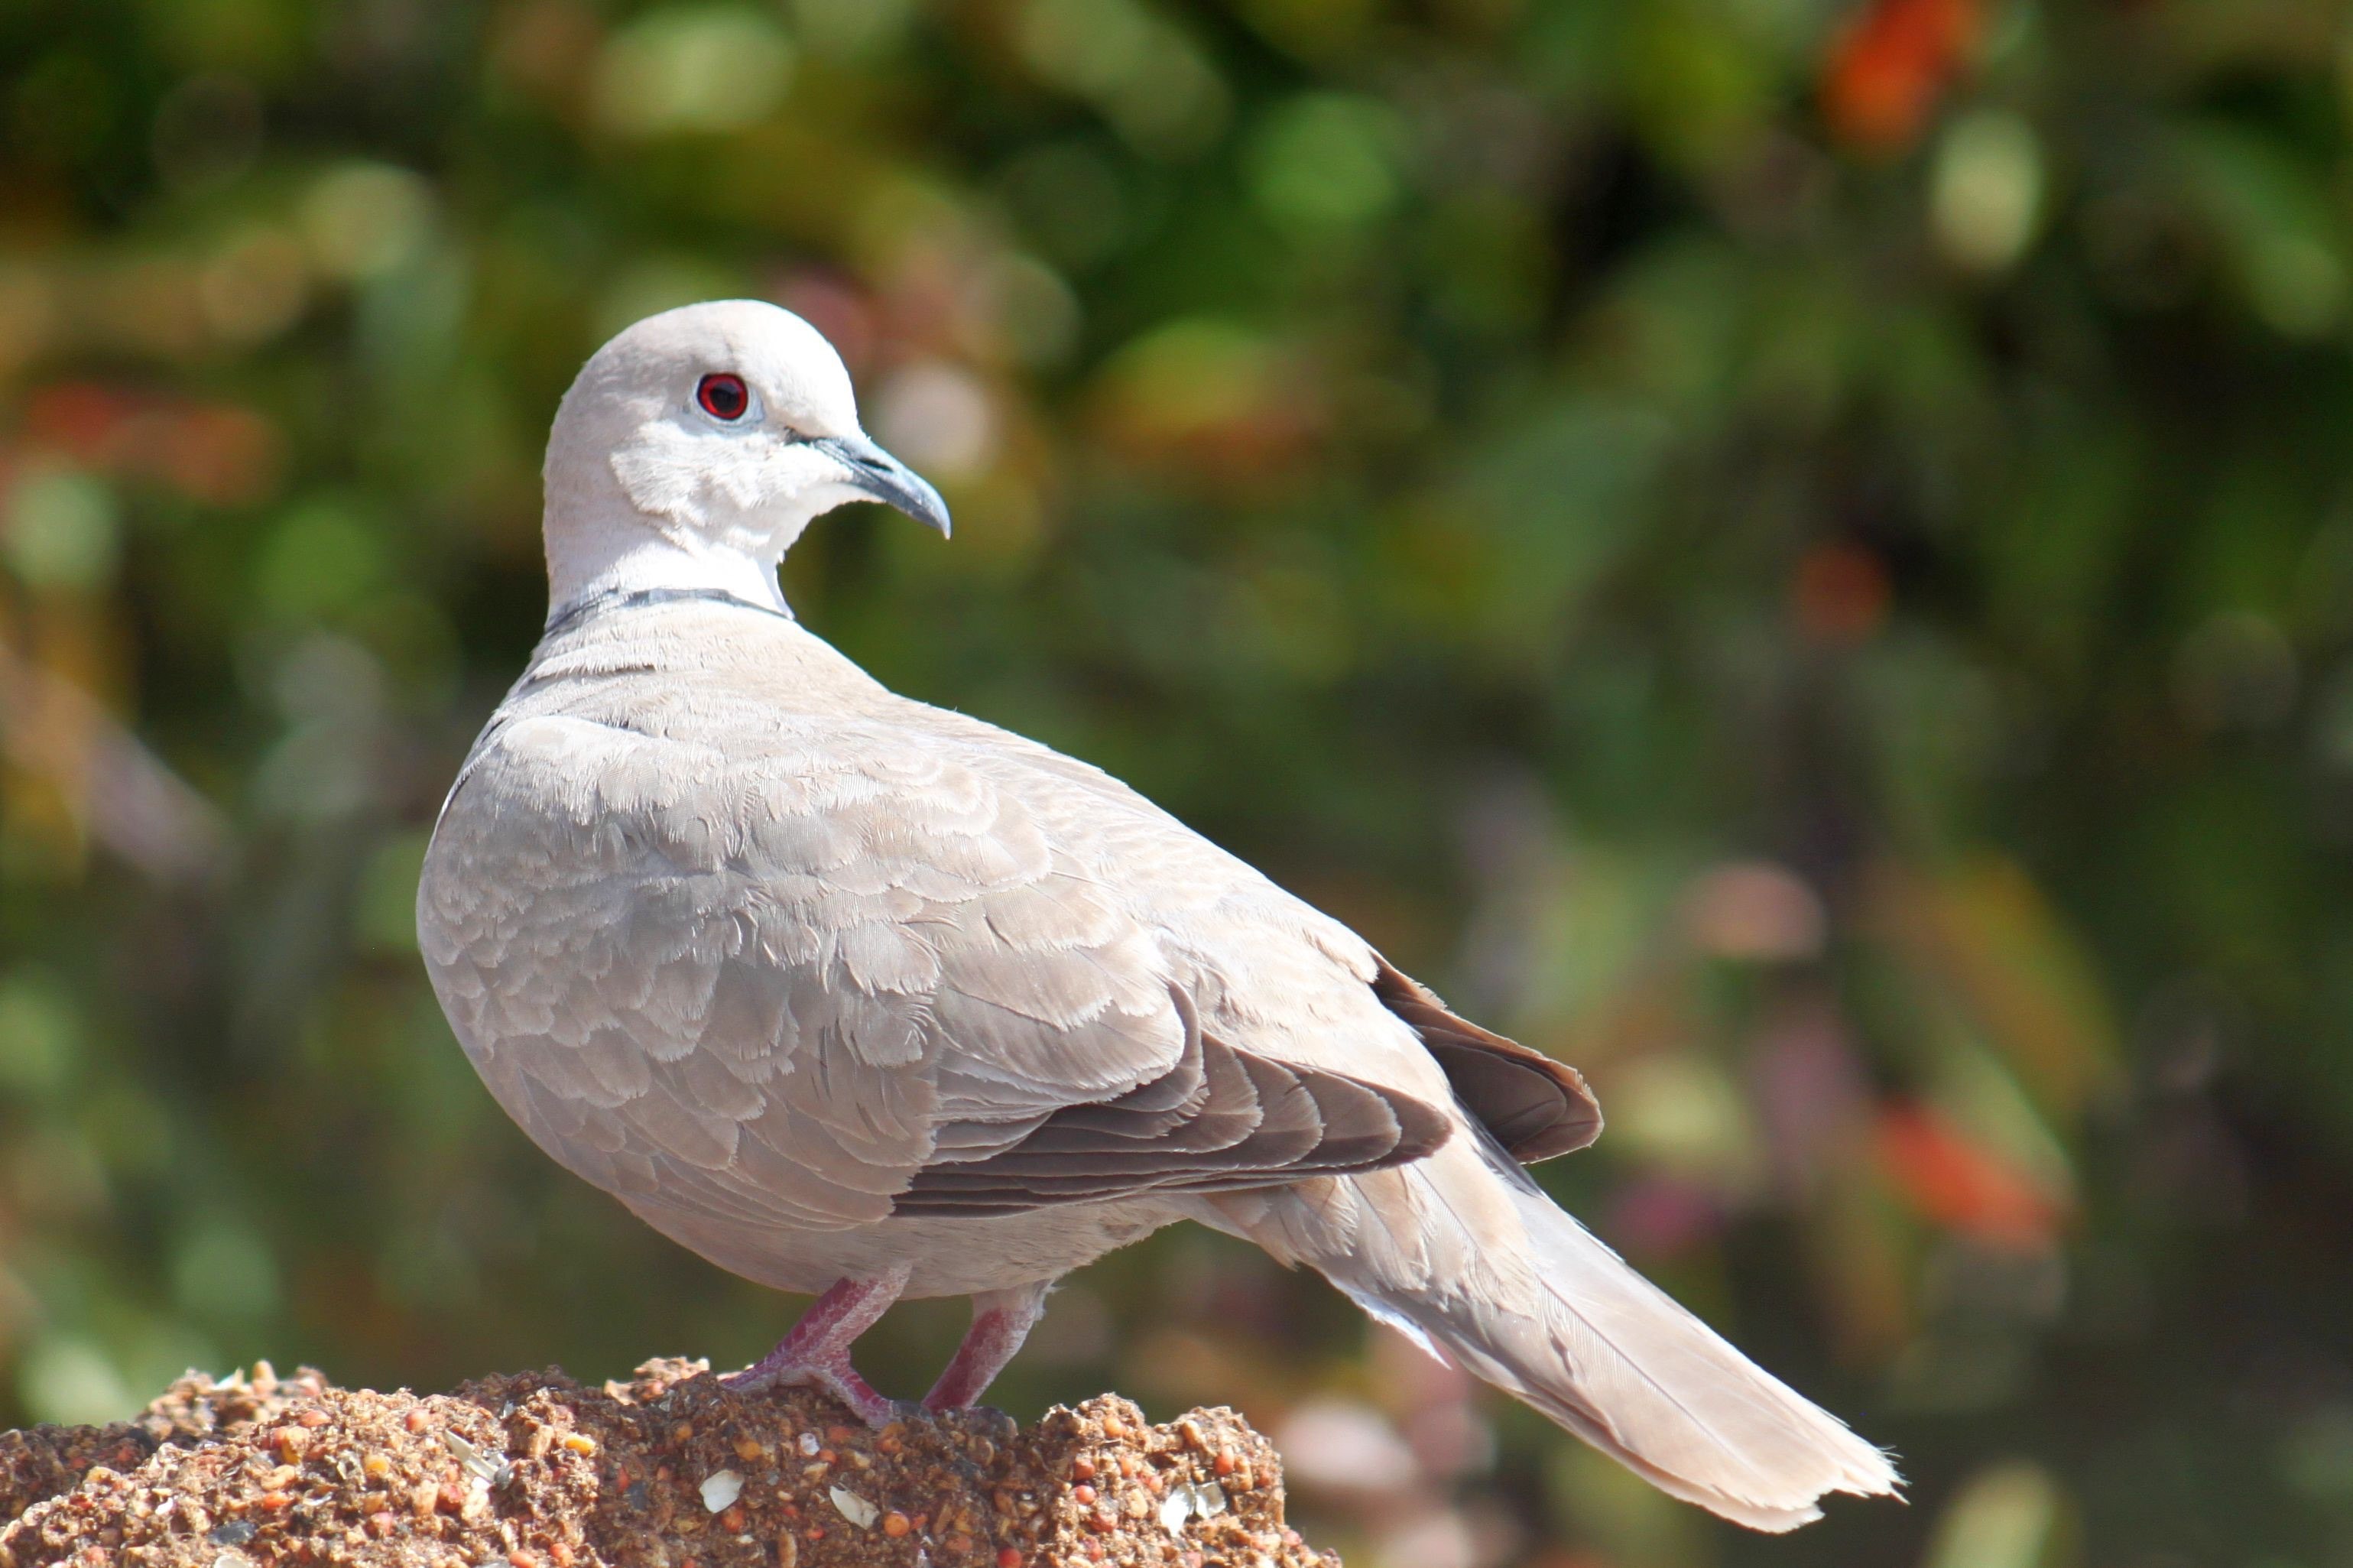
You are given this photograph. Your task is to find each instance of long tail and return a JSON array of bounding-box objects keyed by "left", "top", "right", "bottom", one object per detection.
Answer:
[{"left": 1209, "top": 1136, "right": 1901, "bottom": 1531}]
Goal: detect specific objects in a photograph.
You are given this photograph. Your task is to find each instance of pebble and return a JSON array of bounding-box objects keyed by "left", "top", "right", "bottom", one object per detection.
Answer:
[
  {"left": 698, "top": 1469, "right": 743, "bottom": 1514},
  {"left": 827, "top": 1485, "right": 878, "bottom": 1530}
]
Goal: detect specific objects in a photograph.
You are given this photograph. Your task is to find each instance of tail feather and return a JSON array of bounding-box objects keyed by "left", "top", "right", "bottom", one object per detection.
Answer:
[{"left": 1222, "top": 1138, "right": 1901, "bottom": 1532}]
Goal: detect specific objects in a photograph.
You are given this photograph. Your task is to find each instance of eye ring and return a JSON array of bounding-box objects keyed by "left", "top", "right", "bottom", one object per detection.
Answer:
[{"left": 696, "top": 372, "right": 750, "bottom": 422}]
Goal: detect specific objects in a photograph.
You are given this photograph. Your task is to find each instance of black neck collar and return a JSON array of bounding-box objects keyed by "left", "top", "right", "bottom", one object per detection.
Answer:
[{"left": 542, "top": 585, "right": 795, "bottom": 638}]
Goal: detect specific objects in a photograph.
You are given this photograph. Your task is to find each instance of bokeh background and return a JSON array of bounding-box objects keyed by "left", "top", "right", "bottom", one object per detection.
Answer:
[{"left": 4, "top": 0, "right": 2351, "bottom": 1563}]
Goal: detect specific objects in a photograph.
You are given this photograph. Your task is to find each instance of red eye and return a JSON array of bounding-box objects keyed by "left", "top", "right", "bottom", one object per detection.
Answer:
[{"left": 696, "top": 373, "right": 749, "bottom": 421}]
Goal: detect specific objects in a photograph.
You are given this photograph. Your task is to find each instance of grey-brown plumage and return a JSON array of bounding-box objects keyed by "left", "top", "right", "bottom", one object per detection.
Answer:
[{"left": 418, "top": 300, "right": 1900, "bottom": 1531}]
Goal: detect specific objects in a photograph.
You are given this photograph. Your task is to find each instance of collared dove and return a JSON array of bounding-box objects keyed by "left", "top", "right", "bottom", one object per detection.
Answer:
[{"left": 417, "top": 300, "right": 1900, "bottom": 1531}]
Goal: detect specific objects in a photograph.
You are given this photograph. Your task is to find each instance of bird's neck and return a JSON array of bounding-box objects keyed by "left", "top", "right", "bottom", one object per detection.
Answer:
[{"left": 544, "top": 504, "right": 793, "bottom": 624}]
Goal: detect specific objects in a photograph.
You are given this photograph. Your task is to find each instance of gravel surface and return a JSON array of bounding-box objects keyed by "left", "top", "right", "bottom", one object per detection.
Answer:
[{"left": 0, "top": 1359, "right": 1335, "bottom": 1568}]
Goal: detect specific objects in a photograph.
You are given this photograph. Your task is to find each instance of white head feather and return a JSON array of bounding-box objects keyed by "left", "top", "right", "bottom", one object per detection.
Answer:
[{"left": 540, "top": 300, "right": 947, "bottom": 617}]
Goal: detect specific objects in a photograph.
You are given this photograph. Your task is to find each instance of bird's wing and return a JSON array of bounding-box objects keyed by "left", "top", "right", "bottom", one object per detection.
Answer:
[
  {"left": 902, "top": 703, "right": 1602, "bottom": 1168},
  {"left": 418, "top": 696, "right": 1448, "bottom": 1232}
]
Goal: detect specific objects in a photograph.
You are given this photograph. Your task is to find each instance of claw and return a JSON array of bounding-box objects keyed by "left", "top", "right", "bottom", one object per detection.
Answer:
[
  {"left": 723, "top": 1269, "right": 911, "bottom": 1427},
  {"left": 723, "top": 1271, "right": 1051, "bottom": 1431},
  {"left": 725, "top": 1357, "right": 905, "bottom": 1428}
]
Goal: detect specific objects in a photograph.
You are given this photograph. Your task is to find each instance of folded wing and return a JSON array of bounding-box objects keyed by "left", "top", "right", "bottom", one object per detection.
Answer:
[{"left": 418, "top": 699, "right": 1456, "bottom": 1232}]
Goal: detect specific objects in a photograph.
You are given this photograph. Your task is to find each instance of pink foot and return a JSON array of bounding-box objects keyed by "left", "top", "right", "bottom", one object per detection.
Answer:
[
  {"left": 924, "top": 1281, "right": 1051, "bottom": 1411},
  {"left": 725, "top": 1265, "right": 912, "bottom": 1427}
]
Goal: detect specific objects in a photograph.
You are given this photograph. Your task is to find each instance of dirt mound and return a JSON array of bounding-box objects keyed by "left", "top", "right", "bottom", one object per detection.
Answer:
[{"left": 0, "top": 1359, "right": 1332, "bottom": 1568}]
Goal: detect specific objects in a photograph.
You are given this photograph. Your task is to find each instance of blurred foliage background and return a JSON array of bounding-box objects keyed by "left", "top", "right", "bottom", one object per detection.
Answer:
[{"left": 3, "top": 0, "right": 2351, "bottom": 1563}]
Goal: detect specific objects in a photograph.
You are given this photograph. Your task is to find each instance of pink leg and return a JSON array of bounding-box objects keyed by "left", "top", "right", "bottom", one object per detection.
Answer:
[
  {"left": 725, "top": 1264, "right": 912, "bottom": 1427},
  {"left": 924, "top": 1281, "right": 1052, "bottom": 1411}
]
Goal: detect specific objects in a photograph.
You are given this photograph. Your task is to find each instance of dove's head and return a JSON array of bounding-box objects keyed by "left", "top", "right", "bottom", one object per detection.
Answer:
[{"left": 540, "top": 300, "right": 948, "bottom": 614}]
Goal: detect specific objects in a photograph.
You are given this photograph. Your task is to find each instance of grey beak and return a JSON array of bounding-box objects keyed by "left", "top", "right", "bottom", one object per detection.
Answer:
[{"left": 812, "top": 433, "right": 952, "bottom": 538}]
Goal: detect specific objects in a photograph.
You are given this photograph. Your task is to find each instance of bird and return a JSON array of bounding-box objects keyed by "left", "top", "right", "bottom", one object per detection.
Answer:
[{"left": 417, "top": 300, "right": 1900, "bottom": 1532}]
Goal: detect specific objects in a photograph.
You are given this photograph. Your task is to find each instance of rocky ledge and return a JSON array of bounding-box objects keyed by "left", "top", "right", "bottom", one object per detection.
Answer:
[{"left": 0, "top": 1359, "right": 1332, "bottom": 1568}]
